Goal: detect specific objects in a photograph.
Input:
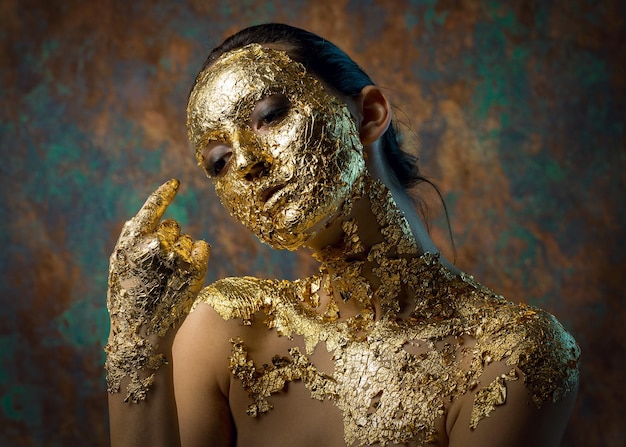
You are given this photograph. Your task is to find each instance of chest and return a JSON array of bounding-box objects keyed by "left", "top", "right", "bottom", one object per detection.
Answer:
[{"left": 228, "top": 317, "right": 465, "bottom": 446}]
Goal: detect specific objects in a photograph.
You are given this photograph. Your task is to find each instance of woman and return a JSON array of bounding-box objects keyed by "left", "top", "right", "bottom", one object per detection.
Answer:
[{"left": 105, "top": 24, "right": 580, "bottom": 447}]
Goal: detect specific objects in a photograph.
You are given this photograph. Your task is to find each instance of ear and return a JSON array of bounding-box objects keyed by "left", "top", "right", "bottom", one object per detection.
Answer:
[{"left": 356, "top": 86, "right": 392, "bottom": 145}]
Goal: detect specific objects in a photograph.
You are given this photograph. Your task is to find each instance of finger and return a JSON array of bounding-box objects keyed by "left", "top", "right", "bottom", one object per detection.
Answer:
[
  {"left": 178, "top": 234, "right": 194, "bottom": 251},
  {"left": 172, "top": 234, "right": 194, "bottom": 265},
  {"left": 190, "top": 240, "right": 211, "bottom": 273},
  {"left": 156, "top": 219, "right": 182, "bottom": 250},
  {"left": 123, "top": 179, "right": 180, "bottom": 238}
]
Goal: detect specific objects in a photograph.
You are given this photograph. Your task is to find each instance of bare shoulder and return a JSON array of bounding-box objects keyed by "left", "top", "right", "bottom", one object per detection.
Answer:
[
  {"left": 444, "top": 277, "right": 581, "bottom": 447},
  {"left": 173, "top": 276, "right": 277, "bottom": 394},
  {"left": 172, "top": 276, "right": 274, "bottom": 447}
]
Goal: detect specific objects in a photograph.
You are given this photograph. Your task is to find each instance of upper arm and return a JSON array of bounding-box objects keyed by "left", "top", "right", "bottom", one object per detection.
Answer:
[
  {"left": 172, "top": 302, "right": 236, "bottom": 447},
  {"left": 447, "top": 362, "right": 579, "bottom": 447}
]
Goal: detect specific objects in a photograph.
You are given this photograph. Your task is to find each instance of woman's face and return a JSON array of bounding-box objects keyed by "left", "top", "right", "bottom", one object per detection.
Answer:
[{"left": 187, "top": 44, "right": 365, "bottom": 250}]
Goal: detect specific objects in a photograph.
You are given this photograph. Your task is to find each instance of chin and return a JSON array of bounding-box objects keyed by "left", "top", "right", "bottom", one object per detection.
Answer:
[
  {"left": 259, "top": 203, "right": 347, "bottom": 251},
  {"left": 257, "top": 231, "right": 309, "bottom": 251}
]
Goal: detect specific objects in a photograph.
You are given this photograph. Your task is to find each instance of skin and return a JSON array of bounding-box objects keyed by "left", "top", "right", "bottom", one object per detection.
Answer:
[{"left": 107, "top": 47, "right": 578, "bottom": 447}]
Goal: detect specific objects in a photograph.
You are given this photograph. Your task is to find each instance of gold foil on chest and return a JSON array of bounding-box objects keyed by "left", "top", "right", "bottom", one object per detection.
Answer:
[
  {"left": 469, "top": 369, "right": 518, "bottom": 429},
  {"left": 194, "top": 176, "right": 580, "bottom": 446}
]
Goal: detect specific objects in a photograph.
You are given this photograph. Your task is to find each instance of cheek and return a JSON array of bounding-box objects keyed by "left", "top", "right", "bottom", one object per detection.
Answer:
[
  {"left": 265, "top": 113, "right": 308, "bottom": 157},
  {"left": 213, "top": 179, "right": 249, "bottom": 216}
]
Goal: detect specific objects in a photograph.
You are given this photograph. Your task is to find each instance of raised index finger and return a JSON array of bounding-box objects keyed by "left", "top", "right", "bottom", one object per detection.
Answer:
[{"left": 123, "top": 179, "right": 180, "bottom": 238}]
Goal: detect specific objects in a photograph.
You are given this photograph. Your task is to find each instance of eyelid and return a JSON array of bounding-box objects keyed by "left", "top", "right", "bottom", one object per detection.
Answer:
[
  {"left": 201, "top": 142, "right": 232, "bottom": 178},
  {"left": 251, "top": 94, "right": 291, "bottom": 131}
]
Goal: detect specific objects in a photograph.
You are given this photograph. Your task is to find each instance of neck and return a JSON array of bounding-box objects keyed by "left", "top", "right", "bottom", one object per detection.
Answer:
[
  {"left": 304, "top": 173, "right": 458, "bottom": 320},
  {"left": 308, "top": 172, "right": 455, "bottom": 267}
]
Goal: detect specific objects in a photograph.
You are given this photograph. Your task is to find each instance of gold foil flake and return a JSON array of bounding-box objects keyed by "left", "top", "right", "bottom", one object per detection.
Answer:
[
  {"left": 470, "top": 369, "right": 518, "bottom": 429},
  {"left": 229, "top": 337, "right": 336, "bottom": 417},
  {"left": 104, "top": 331, "right": 167, "bottom": 403},
  {"left": 325, "top": 261, "right": 372, "bottom": 309},
  {"left": 372, "top": 260, "right": 403, "bottom": 315},
  {"left": 341, "top": 218, "right": 365, "bottom": 255},
  {"left": 192, "top": 277, "right": 271, "bottom": 324},
  {"left": 332, "top": 334, "right": 451, "bottom": 445},
  {"left": 367, "top": 178, "right": 418, "bottom": 256},
  {"left": 302, "top": 276, "right": 321, "bottom": 309},
  {"left": 187, "top": 44, "right": 365, "bottom": 251}
]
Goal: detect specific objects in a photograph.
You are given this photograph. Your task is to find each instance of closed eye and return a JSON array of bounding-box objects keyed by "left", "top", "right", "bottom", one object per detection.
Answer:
[
  {"left": 201, "top": 143, "right": 232, "bottom": 178},
  {"left": 251, "top": 94, "right": 291, "bottom": 131}
]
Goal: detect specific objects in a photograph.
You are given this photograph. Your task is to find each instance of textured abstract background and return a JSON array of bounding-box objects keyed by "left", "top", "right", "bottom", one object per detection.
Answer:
[{"left": 1, "top": 0, "right": 624, "bottom": 445}]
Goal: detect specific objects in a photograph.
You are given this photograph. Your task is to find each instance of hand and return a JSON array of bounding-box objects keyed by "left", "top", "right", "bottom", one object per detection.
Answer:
[
  {"left": 108, "top": 178, "right": 209, "bottom": 337},
  {"left": 105, "top": 179, "right": 210, "bottom": 402}
]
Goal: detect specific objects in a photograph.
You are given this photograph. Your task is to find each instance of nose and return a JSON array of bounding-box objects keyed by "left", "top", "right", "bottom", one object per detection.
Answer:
[
  {"left": 230, "top": 133, "right": 271, "bottom": 181},
  {"left": 243, "top": 160, "right": 270, "bottom": 181}
]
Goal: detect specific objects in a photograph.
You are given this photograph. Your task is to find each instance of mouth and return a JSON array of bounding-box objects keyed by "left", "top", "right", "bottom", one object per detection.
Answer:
[{"left": 261, "top": 184, "right": 286, "bottom": 204}]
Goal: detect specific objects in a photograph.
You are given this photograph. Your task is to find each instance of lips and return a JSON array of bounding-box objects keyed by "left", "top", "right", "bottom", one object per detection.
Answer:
[{"left": 261, "top": 184, "right": 286, "bottom": 204}]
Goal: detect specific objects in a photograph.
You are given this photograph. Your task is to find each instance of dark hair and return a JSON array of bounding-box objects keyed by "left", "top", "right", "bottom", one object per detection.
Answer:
[{"left": 195, "top": 23, "right": 422, "bottom": 190}]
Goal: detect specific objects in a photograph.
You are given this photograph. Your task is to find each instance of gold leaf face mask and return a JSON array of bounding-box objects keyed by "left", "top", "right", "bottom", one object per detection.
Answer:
[{"left": 187, "top": 44, "right": 365, "bottom": 250}]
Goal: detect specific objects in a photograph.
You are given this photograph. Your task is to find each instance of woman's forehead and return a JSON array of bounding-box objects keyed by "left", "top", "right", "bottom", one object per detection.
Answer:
[
  {"left": 192, "top": 44, "right": 310, "bottom": 104},
  {"left": 186, "top": 45, "right": 328, "bottom": 145}
]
